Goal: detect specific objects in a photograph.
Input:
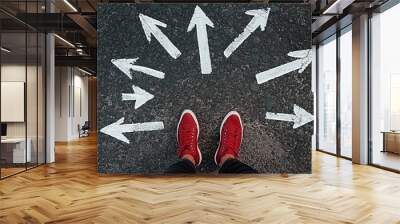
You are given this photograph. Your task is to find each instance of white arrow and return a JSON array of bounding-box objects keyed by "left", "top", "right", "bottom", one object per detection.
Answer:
[
  {"left": 223, "top": 8, "right": 270, "bottom": 58},
  {"left": 111, "top": 58, "right": 165, "bottom": 79},
  {"left": 256, "top": 49, "right": 312, "bottom": 85},
  {"left": 139, "top": 14, "right": 182, "bottom": 59},
  {"left": 100, "top": 117, "right": 164, "bottom": 144},
  {"left": 265, "top": 104, "right": 314, "bottom": 129},
  {"left": 122, "top": 85, "right": 154, "bottom": 109},
  {"left": 187, "top": 6, "right": 214, "bottom": 74}
]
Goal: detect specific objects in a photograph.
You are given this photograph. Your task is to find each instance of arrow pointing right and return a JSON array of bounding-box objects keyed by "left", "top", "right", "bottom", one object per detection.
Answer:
[
  {"left": 265, "top": 104, "right": 314, "bottom": 129},
  {"left": 224, "top": 8, "right": 271, "bottom": 58},
  {"left": 111, "top": 58, "right": 165, "bottom": 80},
  {"left": 122, "top": 85, "right": 154, "bottom": 109},
  {"left": 100, "top": 117, "right": 164, "bottom": 144},
  {"left": 256, "top": 49, "right": 312, "bottom": 85}
]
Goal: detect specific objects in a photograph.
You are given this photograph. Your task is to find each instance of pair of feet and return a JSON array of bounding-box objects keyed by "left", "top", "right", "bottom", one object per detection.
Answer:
[{"left": 177, "top": 110, "right": 243, "bottom": 167}]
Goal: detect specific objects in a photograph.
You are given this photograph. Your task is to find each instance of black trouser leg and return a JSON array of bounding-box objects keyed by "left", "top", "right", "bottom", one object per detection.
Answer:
[
  {"left": 165, "top": 159, "right": 196, "bottom": 174},
  {"left": 219, "top": 159, "right": 258, "bottom": 174}
]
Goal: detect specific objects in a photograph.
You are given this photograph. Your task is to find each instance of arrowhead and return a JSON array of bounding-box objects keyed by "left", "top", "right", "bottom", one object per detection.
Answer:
[
  {"left": 287, "top": 49, "right": 312, "bottom": 73},
  {"left": 288, "top": 49, "right": 312, "bottom": 73},
  {"left": 293, "top": 104, "right": 314, "bottom": 129},
  {"left": 297, "top": 49, "right": 312, "bottom": 73},
  {"left": 100, "top": 117, "right": 130, "bottom": 144},
  {"left": 288, "top": 49, "right": 310, "bottom": 59},
  {"left": 131, "top": 85, "right": 154, "bottom": 109},
  {"left": 111, "top": 58, "right": 139, "bottom": 79},
  {"left": 139, "top": 14, "right": 167, "bottom": 42},
  {"left": 187, "top": 6, "right": 214, "bottom": 32},
  {"left": 245, "top": 8, "right": 270, "bottom": 31}
]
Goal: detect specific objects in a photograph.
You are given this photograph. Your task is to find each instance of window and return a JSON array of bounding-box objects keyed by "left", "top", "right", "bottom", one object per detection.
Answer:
[
  {"left": 0, "top": 1, "right": 47, "bottom": 179},
  {"left": 317, "top": 35, "right": 337, "bottom": 154},
  {"left": 370, "top": 3, "right": 400, "bottom": 171},
  {"left": 339, "top": 27, "right": 352, "bottom": 158}
]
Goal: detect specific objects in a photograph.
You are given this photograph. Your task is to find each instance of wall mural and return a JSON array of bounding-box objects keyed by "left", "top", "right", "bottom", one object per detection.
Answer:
[{"left": 97, "top": 3, "right": 313, "bottom": 174}]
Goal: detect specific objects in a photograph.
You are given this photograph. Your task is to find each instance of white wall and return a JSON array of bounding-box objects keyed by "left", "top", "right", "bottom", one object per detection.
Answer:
[
  {"left": 55, "top": 66, "right": 69, "bottom": 141},
  {"left": 1, "top": 64, "right": 27, "bottom": 139},
  {"left": 1, "top": 64, "right": 42, "bottom": 137},
  {"left": 1, "top": 63, "right": 46, "bottom": 163},
  {"left": 54, "top": 67, "right": 89, "bottom": 141},
  {"left": 71, "top": 72, "right": 89, "bottom": 138}
]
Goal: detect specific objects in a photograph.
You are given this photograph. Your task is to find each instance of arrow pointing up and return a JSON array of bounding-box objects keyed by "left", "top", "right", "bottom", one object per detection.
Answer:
[
  {"left": 111, "top": 58, "right": 165, "bottom": 80},
  {"left": 224, "top": 8, "right": 270, "bottom": 58},
  {"left": 122, "top": 85, "right": 154, "bottom": 109},
  {"left": 256, "top": 49, "right": 312, "bottom": 85},
  {"left": 265, "top": 104, "right": 314, "bottom": 129},
  {"left": 187, "top": 6, "right": 214, "bottom": 74},
  {"left": 139, "top": 14, "right": 182, "bottom": 59},
  {"left": 100, "top": 117, "right": 164, "bottom": 144}
]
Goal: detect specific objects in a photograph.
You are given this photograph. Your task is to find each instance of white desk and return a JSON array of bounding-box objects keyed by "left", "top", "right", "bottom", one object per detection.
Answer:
[{"left": 1, "top": 138, "right": 31, "bottom": 163}]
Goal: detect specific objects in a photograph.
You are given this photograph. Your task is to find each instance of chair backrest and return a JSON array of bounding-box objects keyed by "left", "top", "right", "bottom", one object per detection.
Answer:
[{"left": 82, "top": 121, "right": 90, "bottom": 129}]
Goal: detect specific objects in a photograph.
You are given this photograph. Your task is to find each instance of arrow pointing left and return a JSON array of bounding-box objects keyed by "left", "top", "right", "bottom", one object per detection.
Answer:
[
  {"left": 187, "top": 6, "right": 214, "bottom": 74},
  {"left": 122, "top": 85, "right": 154, "bottom": 109},
  {"left": 265, "top": 104, "right": 313, "bottom": 129},
  {"left": 100, "top": 117, "right": 164, "bottom": 144},
  {"left": 111, "top": 58, "right": 165, "bottom": 79},
  {"left": 139, "top": 14, "right": 182, "bottom": 59}
]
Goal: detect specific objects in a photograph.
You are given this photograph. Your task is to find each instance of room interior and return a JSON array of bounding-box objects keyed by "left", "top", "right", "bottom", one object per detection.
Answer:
[
  {"left": 1, "top": 30, "right": 46, "bottom": 177},
  {"left": 1, "top": 0, "right": 399, "bottom": 181},
  {"left": 0, "top": 0, "right": 400, "bottom": 222}
]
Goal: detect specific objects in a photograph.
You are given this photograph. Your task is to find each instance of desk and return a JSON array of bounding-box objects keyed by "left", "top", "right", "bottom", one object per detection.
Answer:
[
  {"left": 382, "top": 131, "right": 400, "bottom": 154},
  {"left": 1, "top": 138, "right": 31, "bottom": 163}
]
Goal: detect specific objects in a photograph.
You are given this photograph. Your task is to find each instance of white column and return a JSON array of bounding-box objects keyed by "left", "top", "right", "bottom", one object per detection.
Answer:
[
  {"left": 45, "top": 1, "right": 56, "bottom": 163},
  {"left": 46, "top": 32, "right": 55, "bottom": 163},
  {"left": 352, "top": 14, "right": 369, "bottom": 164}
]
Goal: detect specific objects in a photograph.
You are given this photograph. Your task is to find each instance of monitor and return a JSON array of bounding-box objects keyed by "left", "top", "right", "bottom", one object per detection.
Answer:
[{"left": 1, "top": 123, "right": 7, "bottom": 137}]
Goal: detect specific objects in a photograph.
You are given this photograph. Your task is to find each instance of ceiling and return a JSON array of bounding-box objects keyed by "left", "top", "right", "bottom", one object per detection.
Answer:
[{"left": 0, "top": 0, "right": 391, "bottom": 74}]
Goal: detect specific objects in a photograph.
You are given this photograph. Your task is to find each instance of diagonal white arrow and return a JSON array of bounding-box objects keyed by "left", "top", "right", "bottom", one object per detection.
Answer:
[
  {"left": 256, "top": 49, "right": 312, "bottom": 85},
  {"left": 224, "top": 8, "right": 270, "bottom": 58},
  {"left": 111, "top": 58, "right": 165, "bottom": 79},
  {"left": 139, "top": 14, "right": 182, "bottom": 59},
  {"left": 187, "top": 6, "right": 214, "bottom": 74},
  {"left": 100, "top": 117, "right": 164, "bottom": 144},
  {"left": 122, "top": 85, "right": 154, "bottom": 110},
  {"left": 265, "top": 104, "right": 314, "bottom": 129}
]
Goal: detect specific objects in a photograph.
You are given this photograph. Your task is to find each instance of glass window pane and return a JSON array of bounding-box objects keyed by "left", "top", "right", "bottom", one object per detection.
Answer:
[
  {"left": 1, "top": 30, "right": 27, "bottom": 177},
  {"left": 27, "top": 31, "right": 38, "bottom": 169},
  {"left": 318, "top": 36, "right": 337, "bottom": 154},
  {"left": 318, "top": 36, "right": 336, "bottom": 153},
  {"left": 1, "top": 0, "right": 46, "bottom": 179},
  {"left": 312, "top": 46, "right": 317, "bottom": 150},
  {"left": 371, "top": 3, "right": 400, "bottom": 171},
  {"left": 38, "top": 33, "right": 45, "bottom": 165},
  {"left": 340, "top": 28, "right": 352, "bottom": 158}
]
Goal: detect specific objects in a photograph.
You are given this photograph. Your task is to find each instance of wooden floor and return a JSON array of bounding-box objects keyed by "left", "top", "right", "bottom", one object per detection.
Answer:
[
  {"left": 1, "top": 135, "right": 400, "bottom": 224},
  {"left": 373, "top": 150, "right": 400, "bottom": 171},
  {"left": 1, "top": 167, "right": 26, "bottom": 178}
]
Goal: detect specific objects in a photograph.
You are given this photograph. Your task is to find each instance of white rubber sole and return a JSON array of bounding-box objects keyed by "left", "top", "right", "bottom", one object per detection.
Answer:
[
  {"left": 177, "top": 110, "right": 202, "bottom": 166},
  {"left": 214, "top": 111, "right": 243, "bottom": 165}
]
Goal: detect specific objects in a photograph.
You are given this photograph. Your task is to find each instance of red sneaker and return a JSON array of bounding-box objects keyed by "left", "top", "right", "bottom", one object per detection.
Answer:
[
  {"left": 214, "top": 111, "right": 243, "bottom": 166},
  {"left": 177, "top": 110, "right": 202, "bottom": 166}
]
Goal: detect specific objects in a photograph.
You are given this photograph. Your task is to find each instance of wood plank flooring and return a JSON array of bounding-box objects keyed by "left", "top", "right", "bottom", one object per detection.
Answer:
[{"left": 1, "top": 135, "right": 400, "bottom": 223}]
